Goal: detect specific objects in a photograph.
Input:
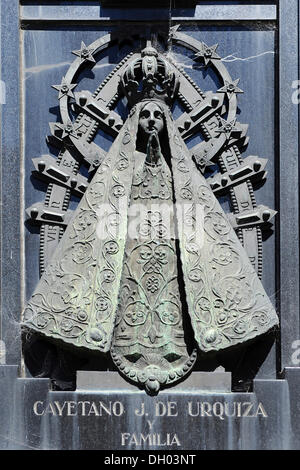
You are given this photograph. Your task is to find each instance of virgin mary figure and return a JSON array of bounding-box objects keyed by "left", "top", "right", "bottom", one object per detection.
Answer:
[{"left": 23, "top": 45, "right": 278, "bottom": 393}]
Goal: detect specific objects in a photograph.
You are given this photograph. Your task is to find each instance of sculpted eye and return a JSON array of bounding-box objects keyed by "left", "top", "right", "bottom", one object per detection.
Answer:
[
  {"left": 140, "top": 110, "right": 150, "bottom": 118},
  {"left": 154, "top": 111, "right": 162, "bottom": 119}
]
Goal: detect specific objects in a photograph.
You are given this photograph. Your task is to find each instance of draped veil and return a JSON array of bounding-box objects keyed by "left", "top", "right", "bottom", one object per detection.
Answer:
[{"left": 23, "top": 100, "right": 278, "bottom": 391}]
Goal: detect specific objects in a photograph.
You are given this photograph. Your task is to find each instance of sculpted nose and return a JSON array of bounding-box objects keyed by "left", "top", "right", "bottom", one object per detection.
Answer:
[{"left": 148, "top": 112, "right": 156, "bottom": 124}]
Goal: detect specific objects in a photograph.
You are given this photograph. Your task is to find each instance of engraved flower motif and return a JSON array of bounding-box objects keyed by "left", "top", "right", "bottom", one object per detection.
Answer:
[
  {"left": 154, "top": 247, "right": 167, "bottom": 262},
  {"left": 116, "top": 159, "right": 129, "bottom": 171},
  {"left": 217, "top": 312, "right": 228, "bottom": 325},
  {"left": 105, "top": 240, "right": 119, "bottom": 255},
  {"left": 72, "top": 242, "right": 92, "bottom": 264},
  {"left": 102, "top": 269, "right": 115, "bottom": 283},
  {"left": 161, "top": 311, "right": 176, "bottom": 323},
  {"left": 212, "top": 244, "right": 236, "bottom": 265},
  {"left": 77, "top": 310, "right": 88, "bottom": 322},
  {"left": 253, "top": 312, "right": 269, "bottom": 326},
  {"left": 77, "top": 211, "right": 96, "bottom": 230},
  {"left": 146, "top": 276, "right": 160, "bottom": 293},
  {"left": 188, "top": 268, "right": 202, "bottom": 282},
  {"left": 158, "top": 189, "right": 169, "bottom": 199},
  {"left": 195, "top": 297, "right": 230, "bottom": 326},
  {"left": 95, "top": 296, "right": 109, "bottom": 311},
  {"left": 233, "top": 320, "right": 247, "bottom": 335},
  {"left": 157, "top": 301, "right": 180, "bottom": 325},
  {"left": 78, "top": 215, "right": 91, "bottom": 228},
  {"left": 112, "top": 184, "right": 125, "bottom": 198},
  {"left": 139, "top": 246, "right": 152, "bottom": 260},
  {"left": 36, "top": 315, "right": 49, "bottom": 328},
  {"left": 126, "top": 310, "right": 145, "bottom": 324},
  {"left": 220, "top": 250, "right": 232, "bottom": 263},
  {"left": 60, "top": 319, "right": 74, "bottom": 332},
  {"left": 180, "top": 187, "right": 193, "bottom": 200},
  {"left": 156, "top": 224, "right": 167, "bottom": 238},
  {"left": 197, "top": 297, "right": 210, "bottom": 311}
]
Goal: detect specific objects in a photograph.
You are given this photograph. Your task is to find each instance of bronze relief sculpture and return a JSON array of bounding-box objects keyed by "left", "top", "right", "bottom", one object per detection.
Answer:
[{"left": 23, "top": 31, "right": 278, "bottom": 393}]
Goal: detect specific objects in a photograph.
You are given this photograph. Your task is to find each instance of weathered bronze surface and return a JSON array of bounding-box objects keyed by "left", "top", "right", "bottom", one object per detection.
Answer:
[{"left": 23, "top": 31, "right": 278, "bottom": 393}]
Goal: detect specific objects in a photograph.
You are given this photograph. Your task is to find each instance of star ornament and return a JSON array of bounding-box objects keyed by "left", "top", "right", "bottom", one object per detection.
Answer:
[
  {"left": 168, "top": 24, "right": 181, "bottom": 40},
  {"left": 215, "top": 118, "right": 239, "bottom": 139},
  {"left": 194, "top": 42, "right": 220, "bottom": 66},
  {"left": 193, "top": 148, "right": 214, "bottom": 173},
  {"left": 217, "top": 79, "right": 244, "bottom": 100},
  {"left": 55, "top": 120, "right": 80, "bottom": 139},
  {"left": 52, "top": 77, "right": 77, "bottom": 100},
  {"left": 72, "top": 41, "right": 96, "bottom": 64}
]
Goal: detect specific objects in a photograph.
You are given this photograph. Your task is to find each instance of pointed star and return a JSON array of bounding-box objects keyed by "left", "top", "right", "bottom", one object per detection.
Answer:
[
  {"left": 52, "top": 77, "right": 77, "bottom": 100},
  {"left": 215, "top": 118, "right": 239, "bottom": 139},
  {"left": 193, "top": 148, "right": 214, "bottom": 173},
  {"left": 217, "top": 79, "right": 244, "bottom": 100},
  {"left": 169, "top": 24, "right": 181, "bottom": 39},
  {"left": 72, "top": 41, "right": 96, "bottom": 64},
  {"left": 55, "top": 121, "right": 80, "bottom": 139},
  {"left": 194, "top": 42, "right": 220, "bottom": 66}
]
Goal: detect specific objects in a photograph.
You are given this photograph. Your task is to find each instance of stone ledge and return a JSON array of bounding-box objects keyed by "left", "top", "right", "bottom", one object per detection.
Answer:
[{"left": 76, "top": 370, "right": 232, "bottom": 393}]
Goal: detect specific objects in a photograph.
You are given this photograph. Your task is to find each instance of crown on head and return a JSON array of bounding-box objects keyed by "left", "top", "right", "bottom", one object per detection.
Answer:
[{"left": 120, "top": 42, "right": 179, "bottom": 108}]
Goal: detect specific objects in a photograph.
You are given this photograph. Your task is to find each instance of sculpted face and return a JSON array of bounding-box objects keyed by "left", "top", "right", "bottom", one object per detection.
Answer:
[{"left": 138, "top": 102, "right": 164, "bottom": 136}]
